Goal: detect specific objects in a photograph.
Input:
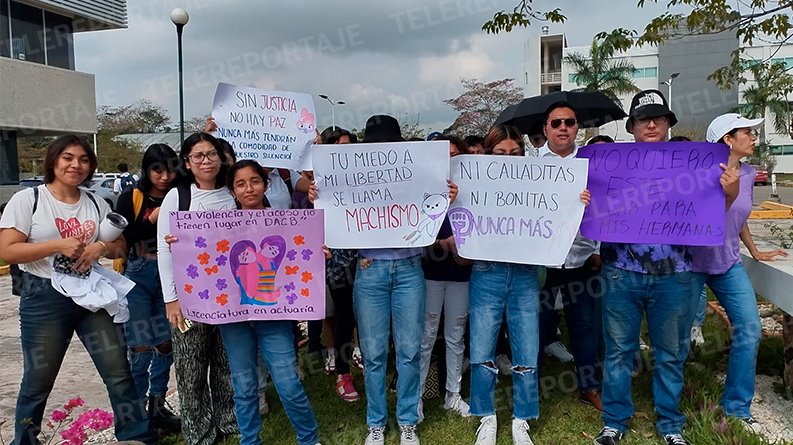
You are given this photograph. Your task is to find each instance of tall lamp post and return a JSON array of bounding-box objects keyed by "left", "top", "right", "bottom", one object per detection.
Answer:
[
  {"left": 170, "top": 8, "right": 189, "bottom": 147},
  {"left": 318, "top": 94, "right": 345, "bottom": 130},
  {"left": 661, "top": 72, "right": 680, "bottom": 139}
]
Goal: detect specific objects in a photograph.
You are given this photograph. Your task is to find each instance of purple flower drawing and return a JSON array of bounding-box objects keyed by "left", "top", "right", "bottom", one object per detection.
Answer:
[
  {"left": 284, "top": 282, "right": 296, "bottom": 292},
  {"left": 198, "top": 289, "right": 210, "bottom": 300},
  {"left": 195, "top": 237, "right": 207, "bottom": 248},
  {"left": 301, "top": 249, "right": 313, "bottom": 261},
  {"left": 216, "top": 254, "right": 227, "bottom": 266},
  {"left": 286, "top": 249, "right": 297, "bottom": 261},
  {"left": 186, "top": 265, "right": 199, "bottom": 279},
  {"left": 215, "top": 279, "right": 228, "bottom": 291},
  {"left": 286, "top": 293, "right": 298, "bottom": 304}
]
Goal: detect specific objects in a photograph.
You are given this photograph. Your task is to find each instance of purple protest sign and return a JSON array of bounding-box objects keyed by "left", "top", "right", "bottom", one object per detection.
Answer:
[
  {"left": 577, "top": 141, "right": 729, "bottom": 246},
  {"left": 170, "top": 209, "right": 325, "bottom": 324}
]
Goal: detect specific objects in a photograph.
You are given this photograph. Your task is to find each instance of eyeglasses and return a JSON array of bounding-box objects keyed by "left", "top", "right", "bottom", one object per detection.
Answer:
[
  {"left": 634, "top": 116, "right": 669, "bottom": 127},
  {"left": 548, "top": 118, "right": 577, "bottom": 129},
  {"left": 187, "top": 151, "right": 220, "bottom": 164}
]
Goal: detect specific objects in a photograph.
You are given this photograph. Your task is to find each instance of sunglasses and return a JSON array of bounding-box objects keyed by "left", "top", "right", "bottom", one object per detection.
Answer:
[{"left": 548, "top": 118, "right": 577, "bottom": 129}]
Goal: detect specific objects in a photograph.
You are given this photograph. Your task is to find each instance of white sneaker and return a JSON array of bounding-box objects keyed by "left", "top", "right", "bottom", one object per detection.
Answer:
[
  {"left": 544, "top": 340, "right": 574, "bottom": 362},
  {"left": 690, "top": 325, "right": 705, "bottom": 346},
  {"left": 495, "top": 354, "right": 512, "bottom": 375},
  {"left": 399, "top": 424, "right": 420, "bottom": 445},
  {"left": 364, "top": 426, "right": 385, "bottom": 445},
  {"left": 511, "top": 419, "right": 534, "bottom": 445},
  {"left": 325, "top": 349, "right": 337, "bottom": 374},
  {"left": 352, "top": 346, "right": 365, "bottom": 370},
  {"left": 444, "top": 392, "right": 470, "bottom": 417},
  {"left": 475, "top": 415, "right": 497, "bottom": 445},
  {"left": 639, "top": 336, "right": 650, "bottom": 350}
]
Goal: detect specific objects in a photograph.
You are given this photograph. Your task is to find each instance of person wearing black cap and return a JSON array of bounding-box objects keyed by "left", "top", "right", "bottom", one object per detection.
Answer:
[
  {"left": 309, "top": 115, "right": 457, "bottom": 445},
  {"left": 593, "top": 90, "right": 738, "bottom": 445}
]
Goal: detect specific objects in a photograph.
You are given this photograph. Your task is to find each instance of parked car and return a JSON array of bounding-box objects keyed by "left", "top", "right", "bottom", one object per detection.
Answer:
[
  {"left": 750, "top": 165, "right": 769, "bottom": 185},
  {"left": 83, "top": 177, "right": 118, "bottom": 210},
  {"left": 18, "top": 177, "right": 44, "bottom": 188}
]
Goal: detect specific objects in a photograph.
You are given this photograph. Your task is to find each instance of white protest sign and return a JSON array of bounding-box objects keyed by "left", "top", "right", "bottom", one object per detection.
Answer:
[
  {"left": 211, "top": 82, "right": 316, "bottom": 170},
  {"left": 449, "top": 155, "right": 589, "bottom": 266},
  {"left": 312, "top": 141, "right": 450, "bottom": 248}
]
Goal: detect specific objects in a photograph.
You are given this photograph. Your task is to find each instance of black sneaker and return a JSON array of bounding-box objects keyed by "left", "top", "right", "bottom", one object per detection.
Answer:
[
  {"left": 593, "top": 427, "right": 623, "bottom": 445},
  {"left": 663, "top": 434, "right": 690, "bottom": 445},
  {"left": 148, "top": 395, "right": 181, "bottom": 435}
]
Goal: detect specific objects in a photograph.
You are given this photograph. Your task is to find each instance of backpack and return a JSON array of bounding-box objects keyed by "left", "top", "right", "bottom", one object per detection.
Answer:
[
  {"left": 112, "top": 188, "right": 144, "bottom": 273},
  {"left": 119, "top": 174, "right": 137, "bottom": 193},
  {"left": 11, "top": 186, "right": 99, "bottom": 295}
]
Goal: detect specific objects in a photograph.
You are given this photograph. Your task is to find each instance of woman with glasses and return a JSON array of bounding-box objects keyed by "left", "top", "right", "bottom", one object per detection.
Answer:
[
  {"left": 470, "top": 125, "right": 590, "bottom": 445},
  {"left": 157, "top": 132, "right": 239, "bottom": 445}
]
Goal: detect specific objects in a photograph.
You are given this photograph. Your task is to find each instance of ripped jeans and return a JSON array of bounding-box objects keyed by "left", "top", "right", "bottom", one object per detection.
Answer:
[
  {"left": 469, "top": 261, "right": 540, "bottom": 420},
  {"left": 419, "top": 280, "right": 469, "bottom": 395}
]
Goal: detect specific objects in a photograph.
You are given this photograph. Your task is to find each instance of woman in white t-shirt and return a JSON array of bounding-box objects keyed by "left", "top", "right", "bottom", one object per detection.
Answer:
[
  {"left": 0, "top": 135, "right": 154, "bottom": 445},
  {"left": 156, "top": 133, "right": 238, "bottom": 445}
]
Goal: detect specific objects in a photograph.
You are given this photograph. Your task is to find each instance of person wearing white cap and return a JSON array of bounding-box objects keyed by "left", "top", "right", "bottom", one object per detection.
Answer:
[{"left": 689, "top": 113, "right": 788, "bottom": 427}]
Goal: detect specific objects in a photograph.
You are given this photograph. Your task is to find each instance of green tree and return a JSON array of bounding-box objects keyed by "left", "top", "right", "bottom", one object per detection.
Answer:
[
  {"left": 564, "top": 36, "right": 640, "bottom": 106},
  {"left": 736, "top": 62, "right": 793, "bottom": 144},
  {"left": 443, "top": 78, "right": 523, "bottom": 136},
  {"left": 484, "top": 0, "right": 793, "bottom": 90},
  {"left": 98, "top": 100, "right": 172, "bottom": 134}
]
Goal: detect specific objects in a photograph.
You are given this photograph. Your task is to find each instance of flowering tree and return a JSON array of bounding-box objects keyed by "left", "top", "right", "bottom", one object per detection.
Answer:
[{"left": 444, "top": 78, "right": 523, "bottom": 137}]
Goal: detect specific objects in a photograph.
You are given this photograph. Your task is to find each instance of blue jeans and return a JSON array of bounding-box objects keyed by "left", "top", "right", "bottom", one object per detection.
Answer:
[
  {"left": 14, "top": 273, "right": 153, "bottom": 445},
  {"left": 353, "top": 255, "right": 425, "bottom": 427},
  {"left": 469, "top": 261, "right": 540, "bottom": 420},
  {"left": 693, "top": 287, "right": 708, "bottom": 326},
  {"left": 218, "top": 321, "right": 319, "bottom": 445},
  {"left": 600, "top": 264, "right": 696, "bottom": 436},
  {"left": 123, "top": 256, "right": 173, "bottom": 398},
  {"left": 693, "top": 263, "right": 760, "bottom": 418}
]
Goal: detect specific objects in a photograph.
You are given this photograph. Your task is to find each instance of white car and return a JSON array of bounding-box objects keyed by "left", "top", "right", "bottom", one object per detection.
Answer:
[{"left": 83, "top": 177, "right": 119, "bottom": 210}]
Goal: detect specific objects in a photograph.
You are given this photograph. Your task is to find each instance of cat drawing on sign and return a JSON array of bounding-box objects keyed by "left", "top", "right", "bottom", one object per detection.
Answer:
[
  {"left": 296, "top": 108, "right": 315, "bottom": 134},
  {"left": 404, "top": 192, "right": 449, "bottom": 244},
  {"left": 229, "top": 235, "right": 286, "bottom": 305}
]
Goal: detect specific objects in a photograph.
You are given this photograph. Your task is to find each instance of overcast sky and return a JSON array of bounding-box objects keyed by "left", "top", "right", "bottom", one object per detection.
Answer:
[{"left": 74, "top": 0, "right": 672, "bottom": 133}]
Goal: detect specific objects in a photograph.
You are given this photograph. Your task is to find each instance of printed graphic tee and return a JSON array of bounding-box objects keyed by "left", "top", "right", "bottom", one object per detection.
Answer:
[{"left": 0, "top": 185, "right": 110, "bottom": 279}]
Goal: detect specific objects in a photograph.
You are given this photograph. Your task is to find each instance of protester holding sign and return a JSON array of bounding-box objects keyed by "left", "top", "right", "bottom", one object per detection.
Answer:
[
  {"left": 157, "top": 133, "right": 239, "bottom": 445},
  {"left": 689, "top": 114, "right": 788, "bottom": 426},
  {"left": 468, "top": 125, "right": 590, "bottom": 445},
  {"left": 536, "top": 102, "right": 603, "bottom": 411},
  {"left": 309, "top": 115, "right": 458, "bottom": 445},
  {"left": 592, "top": 90, "right": 738, "bottom": 445},
  {"left": 116, "top": 144, "right": 182, "bottom": 435},
  {"left": 213, "top": 160, "right": 322, "bottom": 445}
]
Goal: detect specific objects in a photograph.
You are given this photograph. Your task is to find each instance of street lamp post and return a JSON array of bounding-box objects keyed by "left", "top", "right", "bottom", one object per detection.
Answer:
[
  {"left": 170, "top": 8, "right": 189, "bottom": 147},
  {"left": 318, "top": 94, "right": 345, "bottom": 130},
  {"left": 661, "top": 72, "right": 680, "bottom": 139}
]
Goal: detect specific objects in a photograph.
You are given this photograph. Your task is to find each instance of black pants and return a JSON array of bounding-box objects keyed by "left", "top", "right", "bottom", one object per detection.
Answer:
[{"left": 329, "top": 281, "right": 357, "bottom": 375}]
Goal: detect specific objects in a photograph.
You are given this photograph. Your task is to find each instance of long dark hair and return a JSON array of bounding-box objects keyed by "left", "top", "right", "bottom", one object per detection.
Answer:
[
  {"left": 43, "top": 135, "right": 97, "bottom": 184},
  {"left": 178, "top": 132, "right": 229, "bottom": 189},
  {"left": 137, "top": 144, "right": 179, "bottom": 193},
  {"left": 226, "top": 160, "right": 271, "bottom": 209},
  {"left": 483, "top": 125, "right": 525, "bottom": 154}
]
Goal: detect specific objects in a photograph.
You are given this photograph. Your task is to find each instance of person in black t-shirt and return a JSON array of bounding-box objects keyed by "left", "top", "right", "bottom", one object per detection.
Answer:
[{"left": 116, "top": 143, "right": 182, "bottom": 436}]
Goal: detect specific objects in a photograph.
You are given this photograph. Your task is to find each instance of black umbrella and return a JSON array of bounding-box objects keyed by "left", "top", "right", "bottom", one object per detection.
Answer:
[{"left": 494, "top": 90, "right": 627, "bottom": 133}]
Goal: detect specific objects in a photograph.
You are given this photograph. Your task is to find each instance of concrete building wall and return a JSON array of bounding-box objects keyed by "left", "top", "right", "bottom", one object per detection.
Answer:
[
  {"left": 657, "top": 30, "right": 739, "bottom": 136},
  {"left": 31, "top": 0, "right": 127, "bottom": 30},
  {"left": 0, "top": 56, "right": 96, "bottom": 135}
]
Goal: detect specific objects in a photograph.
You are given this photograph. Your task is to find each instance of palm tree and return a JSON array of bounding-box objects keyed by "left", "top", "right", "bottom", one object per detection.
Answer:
[
  {"left": 564, "top": 36, "right": 640, "bottom": 108},
  {"left": 736, "top": 62, "right": 793, "bottom": 145}
]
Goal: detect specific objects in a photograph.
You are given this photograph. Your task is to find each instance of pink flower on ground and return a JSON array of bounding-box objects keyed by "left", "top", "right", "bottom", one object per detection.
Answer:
[
  {"left": 51, "top": 409, "right": 68, "bottom": 422},
  {"left": 64, "top": 397, "right": 84, "bottom": 410}
]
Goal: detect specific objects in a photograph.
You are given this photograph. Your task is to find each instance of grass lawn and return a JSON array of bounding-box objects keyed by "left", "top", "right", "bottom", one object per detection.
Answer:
[{"left": 160, "top": 312, "right": 788, "bottom": 445}]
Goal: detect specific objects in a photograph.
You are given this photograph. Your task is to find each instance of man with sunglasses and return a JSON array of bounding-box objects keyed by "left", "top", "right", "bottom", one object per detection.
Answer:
[
  {"left": 593, "top": 89, "right": 694, "bottom": 445},
  {"left": 537, "top": 103, "right": 604, "bottom": 411}
]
